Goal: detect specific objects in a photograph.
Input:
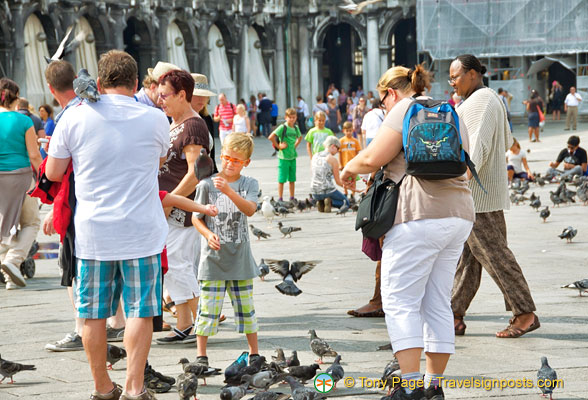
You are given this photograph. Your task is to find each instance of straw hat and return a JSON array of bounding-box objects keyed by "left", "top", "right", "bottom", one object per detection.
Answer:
[
  {"left": 147, "top": 61, "right": 180, "bottom": 81},
  {"left": 191, "top": 73, "right": 217, "bottom": 97}
]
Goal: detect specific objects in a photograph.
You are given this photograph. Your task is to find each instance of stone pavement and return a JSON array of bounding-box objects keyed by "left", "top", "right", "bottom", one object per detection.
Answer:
[{"left": 1, "top": 120, "right": 587, "bottom": 399}]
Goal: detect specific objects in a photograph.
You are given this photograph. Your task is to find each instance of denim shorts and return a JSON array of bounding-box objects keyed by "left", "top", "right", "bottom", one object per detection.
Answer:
[{"left": 75, "top": 254, "right": 162, "bottom": 319}]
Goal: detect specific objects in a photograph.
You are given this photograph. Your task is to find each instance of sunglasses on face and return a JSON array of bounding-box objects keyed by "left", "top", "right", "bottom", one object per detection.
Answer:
[
  {"left": 158, "top": 92, "right": 176, "bottom": 100},
  {"left": 221, "top": 154, "right": 247, "bottom": 166}
]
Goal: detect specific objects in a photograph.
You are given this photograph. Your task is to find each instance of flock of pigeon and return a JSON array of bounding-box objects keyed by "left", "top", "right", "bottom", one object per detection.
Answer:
[{"left": 508, "top": 174, "right": 588, "bottom": 297}]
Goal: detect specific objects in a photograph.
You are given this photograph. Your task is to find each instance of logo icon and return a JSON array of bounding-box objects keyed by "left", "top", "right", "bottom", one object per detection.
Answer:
[{"left": 314, "top": 373, "right": 334, "bottom": 393}]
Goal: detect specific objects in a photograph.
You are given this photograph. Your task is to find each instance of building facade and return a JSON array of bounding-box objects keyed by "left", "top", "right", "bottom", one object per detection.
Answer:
[{"left": 0, "top": 0, "right": 417, "bottom": 111}]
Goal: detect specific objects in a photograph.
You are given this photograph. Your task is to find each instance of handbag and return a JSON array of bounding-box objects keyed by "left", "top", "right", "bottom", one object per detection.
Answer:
[{"left": 355, "top": 169, "right": 404, "bottom": 239}]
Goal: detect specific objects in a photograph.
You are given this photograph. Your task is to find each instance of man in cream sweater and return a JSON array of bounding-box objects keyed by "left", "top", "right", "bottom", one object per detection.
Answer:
[{"left": 448, "top": 54, "right": 539, "bottom": 339}]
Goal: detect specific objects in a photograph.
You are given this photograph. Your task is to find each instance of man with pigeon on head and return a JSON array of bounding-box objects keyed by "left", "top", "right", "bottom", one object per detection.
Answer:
[{"left": 46, "top": 50, "right": 170, "bottom": 400}]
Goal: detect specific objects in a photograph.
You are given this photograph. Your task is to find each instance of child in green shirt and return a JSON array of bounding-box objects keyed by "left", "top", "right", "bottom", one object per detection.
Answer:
[
  {"left": 268, "top": 108, "right": 302, "bottom": 201},
  {"left": 305, "top": 110, "right": 335, "bottom": 158}
]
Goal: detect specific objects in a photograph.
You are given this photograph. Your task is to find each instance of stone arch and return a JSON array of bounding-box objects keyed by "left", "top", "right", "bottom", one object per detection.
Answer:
[
  {"left": 212, "top": 18, "right": 236, "bottom": 51},
  {"left": 379, "top": 8, "right": 405, "bottom": 47},
  {"left": 312, "top": 14, "right": 366, "bottom": 50},
  {"left": 123, "top": 16, "right": 154, "bottom": 78}
]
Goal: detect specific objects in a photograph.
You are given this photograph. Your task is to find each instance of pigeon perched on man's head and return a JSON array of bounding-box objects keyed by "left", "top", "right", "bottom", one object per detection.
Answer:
[{"left": 74, "top": 69, "right": 100, "bottom": 102}]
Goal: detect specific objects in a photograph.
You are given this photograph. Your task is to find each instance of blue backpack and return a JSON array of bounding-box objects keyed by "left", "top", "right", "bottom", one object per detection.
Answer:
[{"left": 402, "top": 99, "right": 485, "bottom": 191}]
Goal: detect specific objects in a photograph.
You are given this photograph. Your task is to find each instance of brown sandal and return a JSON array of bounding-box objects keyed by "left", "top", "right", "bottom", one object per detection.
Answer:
[
  {"left": 496, "top": 314, "right": 540, "bottom": 338},
  {"left": 454, "top": 316, "right": 466, "bottom": 336}
]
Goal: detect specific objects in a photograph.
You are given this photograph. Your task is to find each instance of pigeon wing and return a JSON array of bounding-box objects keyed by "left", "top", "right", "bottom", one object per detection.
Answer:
[
  {"left": 291, "top": 260, "right": 321, "bottom": 281},
  {"left": 51, "top": 23, "right": 76, "bottom": 60},
  {"left": 265, "top": 259, "right": 290, "bottom": 277}
]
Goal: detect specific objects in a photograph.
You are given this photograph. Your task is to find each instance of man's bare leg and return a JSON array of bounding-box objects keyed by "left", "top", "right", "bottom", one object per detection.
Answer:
[
  {"left": 82, "top": 318, "right": 112, "bottom": 393},
  {"left": 123, "top": 317, "right": 153, "bottom": 395}
]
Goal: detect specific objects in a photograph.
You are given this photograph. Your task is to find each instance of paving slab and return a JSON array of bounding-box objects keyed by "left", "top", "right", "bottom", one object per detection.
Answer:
[{"left": 1, "top": 120, "right": 587, "bottom": 399}]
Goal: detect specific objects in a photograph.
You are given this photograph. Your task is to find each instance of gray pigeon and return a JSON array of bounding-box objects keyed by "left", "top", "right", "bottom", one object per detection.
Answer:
[
  {"left": 258, "top": 259, "right": 270, "bottom": 281},
  {"left": 550, "top": 191, "right": 564, "bottom": 207},
  {"left": 561, "top": 278, "right": 588, "bottom": 296},
  {"left": 0, "top": 354, "right": 36, "bottom": 383},
  {"left": 219, "top": 381, "right": 249, "bottom": 400},
  {"left": 381, "top": 358, "right": 401, "bottom": 395},
  {"left": 250, "top": 224, "right": 271, "bottom": 240},
  {"left": 577, "top": 182, "right": 588, "bottom": 204},
  {"left": 194, "top": 148, "right": 214, "bottom": 181},
  {"left": 44, "top": 23, "right": 85, "bottom": 63},
  {"left": 530, "top": 196, "right": 541, "bottom": 211},
  {"left": 287, "top": 364, "right": 321, "bottom": 383},
  {"left": 243, "top": 370, "right": 286, "bottom": 391},
  {"left": 540, "top": 206, "right": 550, "bottom": 223},
  {"left": 325, "top": 355, "right": 344, "bottom": 389},
  {"left": 286, "top": 350, "right": 300, "bottom": 367},
  {"left": 177, "top": 372, "right": 198, "bottom": 400},
  {"left": 251, "top": 391, "right": 291, "bottom": 400},
  {"left": 106, "top": 344, "right": 126, "bottom": 370},
  {"left": 265, "top": 259, "right": 320, "bottom": 296},
  {"left": 178, "top": 358, "right": 221, "bottom": 385},
  {"left": 272, "top": 348, "right": 286, "bottom": 367},
  {"left": 336, "top": 203, "right": 350, "bottom": 216},
  {"left": 308, "top": 330, "right": 338, "bottom": 364},
  {"left": 74, "top": 68, "right": 100, "bottom": 102},
  {"left": 284, "top": 375, "right": 327, "bottom": 399},
  {"left": 277, "top": 206, "right": 291, "bottom": 217},
  {"left": 558, "top": 226, "right": 577, "bottom": 243},
  {"left": 537, "top": 356, "right": 557, "bottom": 400},
  {"left": 277, "top": 222, "right": 301, "bottom": 238}
]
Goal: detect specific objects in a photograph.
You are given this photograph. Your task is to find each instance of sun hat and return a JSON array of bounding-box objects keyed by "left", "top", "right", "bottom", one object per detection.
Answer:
[
  {"left": 148, "top": 61, "right": 181, "bottom": 82},
  {"left": 191, "top": 73, "right": 217, "bottom": 97}
]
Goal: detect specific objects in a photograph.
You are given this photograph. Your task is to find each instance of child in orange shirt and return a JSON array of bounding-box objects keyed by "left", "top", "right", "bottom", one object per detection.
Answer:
[{"left": 339, "top": 121, "right": 362, "bottom": 195}]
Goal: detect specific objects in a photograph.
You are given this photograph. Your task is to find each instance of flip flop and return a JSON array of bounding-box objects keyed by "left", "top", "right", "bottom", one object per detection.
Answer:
[
  {"left": 454, "top": 317, "right": 466, "bottom": 336},
  {"left": 496, "top": 314, "right": 540, "bottom": 338}
]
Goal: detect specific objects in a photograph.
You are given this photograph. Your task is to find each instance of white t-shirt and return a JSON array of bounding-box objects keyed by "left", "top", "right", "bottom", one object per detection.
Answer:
[
  {"left": 565, "top": 93, "right": 582, "bottom": 107},
  {"left": 49, "top": 94, "right": 170, "bottom": 261},
  {"left": 506, "top": 149, "right": 526, "bottom": 174},
  {"left": 361, "top": 108, "right": 385, "bottom": 140},
  {"left": 233, "top": 114, "right": 248, "bottom": 133}
]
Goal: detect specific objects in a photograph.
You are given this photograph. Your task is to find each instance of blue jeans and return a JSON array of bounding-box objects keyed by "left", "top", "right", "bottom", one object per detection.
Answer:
[{"left": 312, "top": 190, "right": 349, "bottom": 208}]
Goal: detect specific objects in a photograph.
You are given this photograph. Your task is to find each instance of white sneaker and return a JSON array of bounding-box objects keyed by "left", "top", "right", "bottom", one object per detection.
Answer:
[
  {"left": 6, "top": 281, "right": 19, "bottom": 290},
  {"left": 1, "top": 262, "right": 26, "bottom": 287}
]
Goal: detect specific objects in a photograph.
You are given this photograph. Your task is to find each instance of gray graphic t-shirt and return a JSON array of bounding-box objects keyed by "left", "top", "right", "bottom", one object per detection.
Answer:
[{"left": 195, "top": 174, "right": 259, "bottom": 280}]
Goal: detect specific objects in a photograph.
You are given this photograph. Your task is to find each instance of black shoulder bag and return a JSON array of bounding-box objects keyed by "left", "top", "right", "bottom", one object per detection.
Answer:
[{"left": 355, "top": 169, "right": 404, "bottom": 239}]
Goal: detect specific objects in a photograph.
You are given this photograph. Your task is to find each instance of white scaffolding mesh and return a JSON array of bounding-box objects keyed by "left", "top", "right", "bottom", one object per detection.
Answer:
[{"left": 417, "top": 0, "right": 588, "bottom": 60}]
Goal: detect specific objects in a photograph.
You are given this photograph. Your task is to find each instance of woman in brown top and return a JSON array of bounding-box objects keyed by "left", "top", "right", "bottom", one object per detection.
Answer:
[
  {"left": 157, "top": 69, "right": 211, "bottom": 344},
  {"left": 341, "top": 65, "right": 474, "bottom": 400}
]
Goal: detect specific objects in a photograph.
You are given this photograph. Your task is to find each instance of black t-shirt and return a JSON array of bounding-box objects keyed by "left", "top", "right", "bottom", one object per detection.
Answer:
[{"left": 556, "top": 146, "right": 588, "bottom": 166}]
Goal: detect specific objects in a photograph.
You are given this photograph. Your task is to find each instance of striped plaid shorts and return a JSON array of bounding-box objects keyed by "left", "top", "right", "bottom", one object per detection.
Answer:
[
  {"left": 196, "top": 279, "right": 258, "bottom": 336},
  {"left": 75, "top": 255, "right": 162, "bottom": 319}
]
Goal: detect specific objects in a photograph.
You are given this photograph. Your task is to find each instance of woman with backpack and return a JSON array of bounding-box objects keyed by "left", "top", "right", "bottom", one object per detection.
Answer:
[{"left": 341, "top": 65, "right": 474, "bottom": 400}]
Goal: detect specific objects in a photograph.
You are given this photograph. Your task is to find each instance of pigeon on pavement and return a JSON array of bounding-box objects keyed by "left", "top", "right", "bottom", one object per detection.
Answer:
[
  {"left": 219, "top": 381, "right": 249, "bottom": 400},
  {"left": 250, "top": 225, "right": 271, "bottom": 240},
  {"left": 561, "top": 278, "right": 588, "bottom": 296},
  {"left": 550, "top": 191, "right": 564, "bottom": 207},
  {"left": 261, "top": 196, "right": 278, "bottom": 224},
  {"left": 194, "top": 148, "right": 215, "bottom": 181},
  {"left": 271, "top": 348, "right": 286, "bottom": 367},
  {"left": 325, "top": 355, "right": 344, "bottom": 389},
  {"left": 296, "top": 200, "right": 307, "bottom": 212},
  {"left": 0, "top": 354, "right": 36, "bottom": 384},
  {"left": 537, "top": 356, "right": 557, "bottom": 400},
  {"left": 540, "top": 206, "right": 550, "bottom": 222},
  {"left": 277, "top": 222, "right": 301, "bottom": 238},
  {"left": 224, "top": 351, "right": 249, "bottom": 384},
  {"left": 177, "top": 372, "right": 198, "bottom": 400},
  {"left": 558, "top": 226, "right": 577, "bottom": 243},
  {"left": 178, "top": 358, "right": 221, "bottom": 385},
  {"left": 73, "top": 69, "right": 100, "bottom": 102},
  {"left": 287, "top": 364, "right": 321, "bottom": 383},
  {"left": 258, "top": 259, "right": 270, "bottom": 281},
  {"left": 308, "top": 329, "right": 338, "bottom": 364},
  {"left": 106, "top": 344, "right": 126, "bottom": 370},
  {"left": 284, "top": 375, "right": 327, "bottom": 399},
  {"left": 336, "top": 203, "right": 350, "bottom": 216},
  {"left": 250, "top": 391, "right": 291, "bottom": 400},
  {"left": 381, "top": 358, "right": 401, "bottom": 395},
  {"left": 224, "top": 355, "right": 266, "bottom": 386},
  {"left": 530, "top": 196, "right": 541, "bottom": 211},
  {"left": 286, "top": 350, "right": 300, "bottom": 367},
  {"left": 265, "top": 259, "right": 321, "bottom": 296}
]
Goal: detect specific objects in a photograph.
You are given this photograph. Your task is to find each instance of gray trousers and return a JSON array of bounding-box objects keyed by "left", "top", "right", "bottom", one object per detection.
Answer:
[
  {"left": 451, "top": 211, "right": 536, "bottom": 317},
  {"left": 546, "top": 165, "right": 583, "bottom": 178}
]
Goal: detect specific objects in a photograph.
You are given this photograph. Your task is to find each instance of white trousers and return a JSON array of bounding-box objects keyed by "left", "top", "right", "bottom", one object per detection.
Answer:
[
  {"left": 164, "top": 223, "right": 200, "bottom": 304},
  {"left": 219, "top": 128, "right": 232, "bottom": 145},
  {"left": 381, "top": 217, "right": 473, "bottom": 354}
]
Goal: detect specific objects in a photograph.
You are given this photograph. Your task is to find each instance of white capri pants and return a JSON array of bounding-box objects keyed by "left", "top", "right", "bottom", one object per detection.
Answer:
[
  {"left": 381, "top": 217, "right": 473, "bottom": 354},
  {"left": 219, "top": 128, "right": 232, "bottom": 145},
  {"left": 165, "top": 223, "right": 200, "bottom": 304}
]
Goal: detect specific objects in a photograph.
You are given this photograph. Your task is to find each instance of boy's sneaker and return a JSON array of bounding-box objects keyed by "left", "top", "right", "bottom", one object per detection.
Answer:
[
  {"left": 382, "top": 385, "right": 426, "bottom": 400},
  {"left": 324, "top": 198, "right": 332, "bottom": 213},
  {"left": 424, "top": 385, "right": 444, "bottom": 400},
  {"left": 145, "top": 364, "right": 175, "bottom": 386},
  {"left": 45, "top": 332, "right": 84, "bottom": 352},
  {"left": 106, "top": 326, "right": 125, "bottom": 342},
  {"left": 196, "top": 356, "right": 209, "bottom": 367},
  {"left": 90, "top": 382, "right": 122, "bottom": 400},
  {"left": 317, "top": 200, "right": 325, "bottom": 212}
]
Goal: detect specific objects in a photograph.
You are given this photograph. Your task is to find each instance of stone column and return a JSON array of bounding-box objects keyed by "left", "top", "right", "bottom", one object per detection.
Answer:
[
  {"left": 361, "top": 46, "right": 368, "bottom": 94},
  {"left": 109, "top": 6, "right": 127, "bottom": 51},
  {"left": 298, "top": 19, "right": 311, "bottom": 105},
  {"left": 155, "top": 7, "right": 171, "bottom": 62},
  {"left": 310, "top": 47, "right": 324, "bottom": 105},
  {"left": 238, "top": 20, "right": 250, "bottom": 102},
  {"left": 366, "top": 14, "right": 379, "bottom": 92},
  {"left": 273, "top": 21, "right": 286, "bottom": 117},
  {"left": 380, "top": 45, "right": 392, "bottom": 71},
  {"left": 197, "top": 17, "right": 214, "bottom": 77},
  {"left": 9, "top": 3, "right": 25, "bottom": 92}
]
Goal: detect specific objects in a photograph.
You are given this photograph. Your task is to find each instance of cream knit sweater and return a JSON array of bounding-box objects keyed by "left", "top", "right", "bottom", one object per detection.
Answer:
[{"left": 457, "top": 87, "right": 513, "bottom": 213}]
